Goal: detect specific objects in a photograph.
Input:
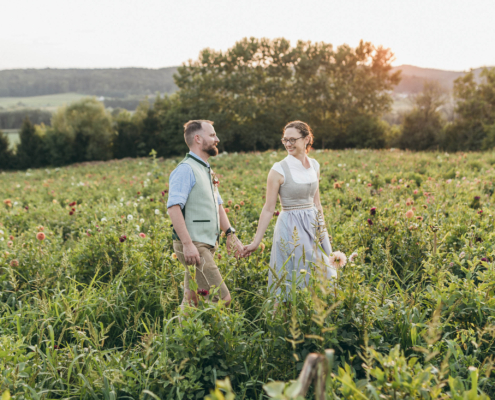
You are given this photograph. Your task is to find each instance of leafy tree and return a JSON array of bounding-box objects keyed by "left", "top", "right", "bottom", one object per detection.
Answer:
[
  {"left": 442, "top": 67, "right": 495, "bottom": 151},
  {"left": 0, "top": 130, "right": 14, "bottom": 170},
  {"left": 113, "top": 101, "right": 150, "bottom": 159},
  {"left": 15, "top": 117, "right": 47, "bottom": 169},
  {"left": 397, "top": 81, "right": 445, "bottom": 150},
  {"left": 49, "top": 98, "right": 114, "bottom": 164},
  {"left": 174, "top": 37, "right": 400, "bottom": 151}
]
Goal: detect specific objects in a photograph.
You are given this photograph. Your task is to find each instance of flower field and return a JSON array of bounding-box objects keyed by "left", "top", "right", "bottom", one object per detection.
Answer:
[{"left": 2, "top": 149, "right": 495, "bottom": 399}]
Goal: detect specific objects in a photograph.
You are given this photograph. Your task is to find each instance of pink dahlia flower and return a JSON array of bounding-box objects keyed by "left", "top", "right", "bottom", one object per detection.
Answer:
[{"left": 329, "top": 251, "right": 347, "bottom": 269}]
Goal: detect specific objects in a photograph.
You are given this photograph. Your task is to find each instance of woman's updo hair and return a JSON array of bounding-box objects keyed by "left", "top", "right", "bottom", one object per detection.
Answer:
[{"left": 283, "top": 120, "right": 314, "bottom": 153}]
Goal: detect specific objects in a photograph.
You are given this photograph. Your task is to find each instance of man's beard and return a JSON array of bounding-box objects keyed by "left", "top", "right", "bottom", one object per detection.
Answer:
[{"left": 203, "top": 143, "right": 218, "bottom": 157}]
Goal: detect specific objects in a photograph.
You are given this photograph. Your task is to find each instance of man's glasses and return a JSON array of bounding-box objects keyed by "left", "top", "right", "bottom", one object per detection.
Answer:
[{"left": 281, "top": 137, "right": 304, "bottom": 146}]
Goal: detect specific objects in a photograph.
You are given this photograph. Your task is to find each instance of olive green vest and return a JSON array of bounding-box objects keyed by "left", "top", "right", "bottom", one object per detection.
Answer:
[{"left": 172, "top": 154, "right": 220, "bottom": 246}]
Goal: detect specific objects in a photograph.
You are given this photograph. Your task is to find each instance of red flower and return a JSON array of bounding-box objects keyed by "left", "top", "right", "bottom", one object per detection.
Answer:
[
  {"left": 367, "top": 219, "right": 373, "bottom": 226},
  {"left": 69, "top": 211, "right": 74, "bottom": 215},
  {"left": 150, "top": 198, "right": 154, "bottom": 202},
  {"left": 274, "top": 211, "right": 280, "bottom": 216},
  {"left": 119, "top": 235, "right": 127, "bottom": 243},
  {"left": 370, "top": 207, "right": 377, "bottom": 216},
  {"left": 69, "top": 201, "right": 76, "bottom": 207},
  {"left": 36, "top": 232, "right": 46, "bottom": 241},
  {"left": 197, "top": 289, "right": 209, "bottom": 296}
]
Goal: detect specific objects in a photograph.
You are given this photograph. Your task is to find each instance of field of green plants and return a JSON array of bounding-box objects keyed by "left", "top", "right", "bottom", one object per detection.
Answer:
[{"left": 1, "top": 149, "right": 495, "bottom": 399}]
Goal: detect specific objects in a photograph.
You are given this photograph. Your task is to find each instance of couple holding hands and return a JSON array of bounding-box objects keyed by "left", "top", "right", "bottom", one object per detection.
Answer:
[{"left": 167, "top": 120, "right": 337, "bottom": 309}]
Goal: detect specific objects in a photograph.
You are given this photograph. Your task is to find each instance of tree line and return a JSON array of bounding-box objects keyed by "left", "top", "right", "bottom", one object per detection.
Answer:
[
  {"left": 0, "top": 109, "right": 52, "bottom": 130},
  {"left": 0, "top": 67, "right": 177, "bottom": 98},
  {"left": 1, "top": 37, "right": 494, "bottom": 171}
]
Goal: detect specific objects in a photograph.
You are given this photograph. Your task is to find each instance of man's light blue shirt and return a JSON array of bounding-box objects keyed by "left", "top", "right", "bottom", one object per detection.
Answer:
[{"left": 167, "top": 151, "right": 223, "bottom": 209}]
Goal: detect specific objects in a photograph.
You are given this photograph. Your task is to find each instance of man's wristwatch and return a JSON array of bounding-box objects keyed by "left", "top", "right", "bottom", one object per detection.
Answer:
[{"left": 225, "top": 227, "right": 236, "bottom": 236}]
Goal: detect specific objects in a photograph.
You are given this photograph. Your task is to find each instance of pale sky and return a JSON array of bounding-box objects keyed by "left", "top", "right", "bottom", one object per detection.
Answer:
[{"left": 2, "top": 0, "right": 494, "bottom": 72}]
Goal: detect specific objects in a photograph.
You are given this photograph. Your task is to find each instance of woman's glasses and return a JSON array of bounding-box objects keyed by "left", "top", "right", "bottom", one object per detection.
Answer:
[{"left": 281, "top": 137, "right": 304, "bottom": 146}]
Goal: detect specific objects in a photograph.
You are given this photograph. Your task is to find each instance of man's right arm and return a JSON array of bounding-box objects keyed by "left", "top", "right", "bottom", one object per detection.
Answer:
[
  {"left": 167, "top": 164, "right": 200, "bottom": 265},
  {"left": 168, "top": 205, "right": 200, "bottom": 265}
]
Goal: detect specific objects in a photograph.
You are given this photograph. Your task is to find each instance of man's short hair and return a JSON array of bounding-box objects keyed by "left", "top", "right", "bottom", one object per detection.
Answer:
[{"left": 184, "top": 120, "right": 214, "bottom": 146}]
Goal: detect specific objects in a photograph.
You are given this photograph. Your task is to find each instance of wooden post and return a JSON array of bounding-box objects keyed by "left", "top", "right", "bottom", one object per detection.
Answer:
[{"left": 294, "top": 349, "right": 334, "bottom": 399}]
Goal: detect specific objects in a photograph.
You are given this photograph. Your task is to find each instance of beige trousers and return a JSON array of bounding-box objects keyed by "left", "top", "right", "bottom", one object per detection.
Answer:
[{"left": 173, "top": 240, "right": 228, "bottom": 301}]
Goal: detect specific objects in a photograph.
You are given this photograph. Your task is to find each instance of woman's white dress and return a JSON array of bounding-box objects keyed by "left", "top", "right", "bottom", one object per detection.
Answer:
[{"left": 268, "top": 155, "right": 336, "bottom": 298}]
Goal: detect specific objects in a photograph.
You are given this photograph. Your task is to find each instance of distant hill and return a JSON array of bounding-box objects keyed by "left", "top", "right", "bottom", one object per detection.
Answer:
[
  {"left": 0, "top": 64, "right": 492, "bottom": 101},
  {"left": 391, "top": 65, "right": 488, "bottom": 94},
  {"left": 0, "top": 67, "right": 178, "bottom": 98}
]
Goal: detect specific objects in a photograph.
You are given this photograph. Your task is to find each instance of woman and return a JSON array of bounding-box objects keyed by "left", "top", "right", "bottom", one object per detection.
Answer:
[{"left": 244, "top": 121, "right": 337, "bottom": 298}]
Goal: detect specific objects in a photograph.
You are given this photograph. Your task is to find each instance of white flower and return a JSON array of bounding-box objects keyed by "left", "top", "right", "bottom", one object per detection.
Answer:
[
  {"left": 147, "top": 172, "right": 152, "bottom": 176},
  {"left": 0, "top": 230, "right": 4, "bottom": 235},
  {"left": 459, "top": 251, "right": 466, "bottom": 259},
  {"left": 140, "top": 218, "right": 145, "bottom": 223},
  {"left": 329, "top": 251, "right": 347, "bottom": 269},
  {"left": 127, "top": 215, "right": 133, "bottom": 220},
  {"left": 155, "top": 209, "right": 160, "bottom": 215},
  {"left": 136, "top": 225, "right": 140, "bottom": 231},
  {"left": 349, "top": 252, "right": 358, "bottom": 263},
  {"left": 300, "top": 269, "right": 307, "bottom": 275},
  {"left": 101, "top": 217, "right": 107, "bottom": 222},
  {"left": 133, "top": 203, "right": 138, "bottom": 207}
]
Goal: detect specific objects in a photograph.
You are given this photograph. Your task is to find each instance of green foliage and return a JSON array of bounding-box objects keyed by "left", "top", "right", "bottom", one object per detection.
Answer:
[
  {"left": 0, "top": 108, "right": 51, "bottom": 130},
  {"left": 14, "top": 117, "right": 47, "bottom": 169},
  {"left": 2, "top": 150, "right": 495, "bottom": 399},
  {"left": 441, "top": 68, "right": 495, "bottom": 151},
  {"left": 396, "top": 81, "right": 446, "bottom": 150},
  {"left": 0, "top": 130, "right": 15, "bottom": 170},
  {"left": 174, "top": 37, "right": 399, "bottom": 151},
  {"left": 48, "top": 97, "right": 114, "bottom": 164}
]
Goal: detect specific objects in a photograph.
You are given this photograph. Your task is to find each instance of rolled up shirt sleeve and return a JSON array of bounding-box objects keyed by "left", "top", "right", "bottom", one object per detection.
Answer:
[{"left": 166, "top": 164, "right": 195, "bottom": 209}]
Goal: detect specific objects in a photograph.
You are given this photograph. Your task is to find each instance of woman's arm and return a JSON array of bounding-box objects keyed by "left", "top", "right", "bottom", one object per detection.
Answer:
[
  {"left": 244, "top": 169, "right": 283, "bottom": 254},
  {"left": 313, "top": 169, "right": 327, "bottom": 224}
]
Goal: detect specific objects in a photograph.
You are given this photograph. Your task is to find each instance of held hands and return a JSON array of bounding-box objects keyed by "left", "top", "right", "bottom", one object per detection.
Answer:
[
  {"left": 226, "top": 234, "right": 246, "bottom": 259},
  {"left": 243, "top": 241, "right": 260, "bottom": 257}
]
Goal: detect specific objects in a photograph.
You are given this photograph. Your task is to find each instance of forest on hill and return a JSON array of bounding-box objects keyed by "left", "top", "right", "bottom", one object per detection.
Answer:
[
  {"left": 0, "top": 67, "right": 178, "bottom": 98},
  {"left": 0, "top": 64, "right": 489, "bottom": 100},
  {"left": 391, "top": 65, "right": 486, "bottom": 94}
]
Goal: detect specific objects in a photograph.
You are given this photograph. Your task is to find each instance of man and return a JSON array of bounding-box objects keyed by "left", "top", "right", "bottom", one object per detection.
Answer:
[{"left": 167, "top": 120, "right": 244, "bottom": 308}]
